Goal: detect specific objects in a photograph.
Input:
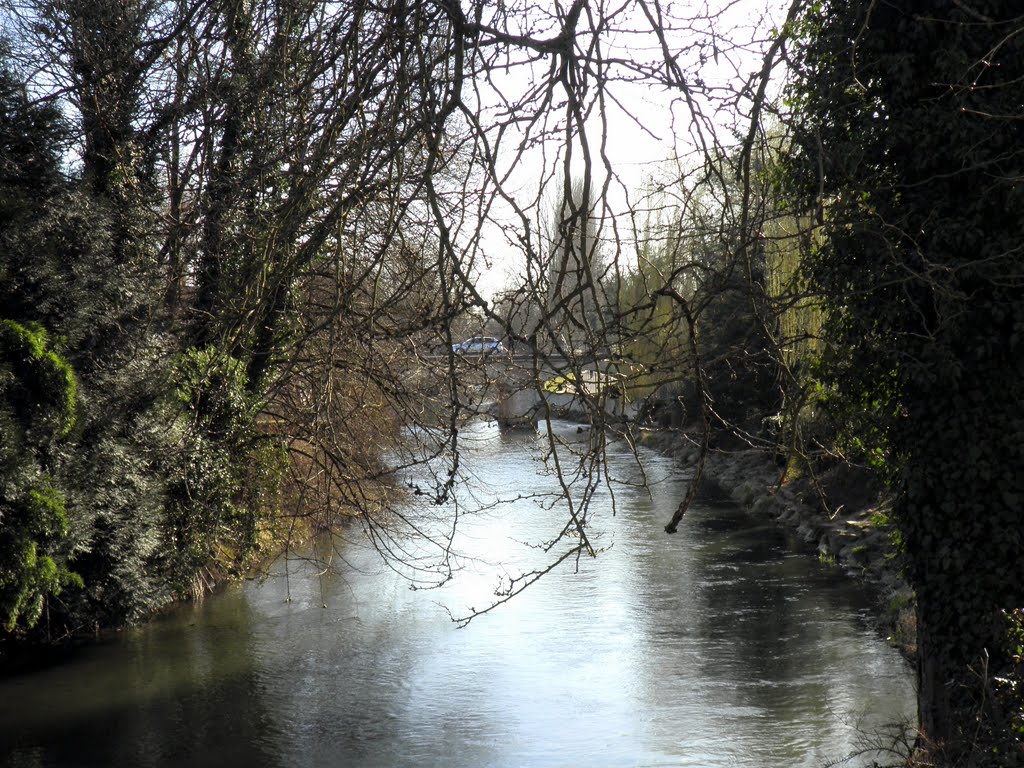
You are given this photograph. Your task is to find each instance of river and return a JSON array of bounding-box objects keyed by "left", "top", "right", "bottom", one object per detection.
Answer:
[{"left": 0, "top": 420, "right": 915, "bottom": 767}]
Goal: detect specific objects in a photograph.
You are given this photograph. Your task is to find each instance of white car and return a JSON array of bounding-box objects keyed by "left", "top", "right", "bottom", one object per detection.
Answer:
[{"left": 452, "top": 336, "right": 505, "bottom": 355}]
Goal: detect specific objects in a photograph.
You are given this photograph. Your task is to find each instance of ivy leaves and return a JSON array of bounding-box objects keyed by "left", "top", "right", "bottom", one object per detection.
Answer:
[{"left": 783, "top": 0, "right": 1024, "bottom": 756}]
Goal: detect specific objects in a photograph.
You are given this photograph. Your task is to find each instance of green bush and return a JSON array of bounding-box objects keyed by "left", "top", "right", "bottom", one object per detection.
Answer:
[{"left": 0, "top": 320, "right": 81, "bottom": 632}]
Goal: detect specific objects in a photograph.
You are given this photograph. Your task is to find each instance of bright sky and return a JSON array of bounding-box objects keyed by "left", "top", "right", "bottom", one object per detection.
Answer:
[{"left": 467, "top": 0, "right": 790, "bottom": 300}]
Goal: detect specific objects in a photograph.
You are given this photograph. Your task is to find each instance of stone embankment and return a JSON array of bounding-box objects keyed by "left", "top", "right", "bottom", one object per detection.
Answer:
[{"left": 637, "top": 427, "right": 917, "bottom": 658}]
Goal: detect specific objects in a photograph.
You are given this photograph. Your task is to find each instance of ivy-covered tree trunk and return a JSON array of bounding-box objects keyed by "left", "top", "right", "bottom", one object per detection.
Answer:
[
  {"left": 785, "top": 1, "right": 1024, "bottom": 760},
  {"left": 902, "top": 357, "right": 1024, "bottom": 755}
]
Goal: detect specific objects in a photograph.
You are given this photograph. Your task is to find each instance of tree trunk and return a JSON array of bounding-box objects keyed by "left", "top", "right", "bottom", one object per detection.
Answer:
[{"left": 916, "top": 600, "right": 952, "bottom": 752}]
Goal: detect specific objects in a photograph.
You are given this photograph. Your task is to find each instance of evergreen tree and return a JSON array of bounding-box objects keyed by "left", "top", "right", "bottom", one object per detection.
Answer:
[
  {"left": 0, "top": 45, "right": 244, "bottom": 634},
  {"left": 0, "top": 55, "right": 83, "bottom": 634}
]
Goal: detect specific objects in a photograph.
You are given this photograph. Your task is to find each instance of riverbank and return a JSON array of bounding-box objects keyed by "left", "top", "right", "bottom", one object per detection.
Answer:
[{"left": 634, "top": 426, "right": 917, "bottom": 661}]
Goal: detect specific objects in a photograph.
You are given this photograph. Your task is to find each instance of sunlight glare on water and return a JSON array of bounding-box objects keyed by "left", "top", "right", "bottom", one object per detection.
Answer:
[{"left": 0, "top": 419, "right": 915, "bottom": 768}]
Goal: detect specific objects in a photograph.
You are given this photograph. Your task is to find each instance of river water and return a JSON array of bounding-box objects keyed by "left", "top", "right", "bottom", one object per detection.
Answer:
[{"left": 0, "top": 420, "right": 914, "bottom": 767}]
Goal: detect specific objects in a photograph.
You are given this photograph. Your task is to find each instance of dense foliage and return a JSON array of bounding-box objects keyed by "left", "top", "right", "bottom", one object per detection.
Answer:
[
  {"left": 784, "top": 0, "right": 1024, "bottom": 761},
  {"left": 0, "top": 0, "right": 504, "bottom": 644},
  {"left": 0, "top": 51, "right": 263, "bottom": 636},
  {"left": 0, "top": 319, "right": 81, "bottom": 631}
]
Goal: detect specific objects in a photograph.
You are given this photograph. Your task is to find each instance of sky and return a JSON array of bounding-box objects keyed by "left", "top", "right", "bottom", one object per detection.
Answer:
[{"left": 464, "top": 0, "right": 791, "bottom": 300}]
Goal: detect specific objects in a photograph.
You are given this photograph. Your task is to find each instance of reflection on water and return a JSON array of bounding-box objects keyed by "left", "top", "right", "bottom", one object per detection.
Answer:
[{"left": 0, "top": 420, "right": 914, "bottom": 768}]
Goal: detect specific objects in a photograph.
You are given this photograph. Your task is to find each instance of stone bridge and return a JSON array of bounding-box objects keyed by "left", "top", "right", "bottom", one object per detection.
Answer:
[{"left": 438, "top": 352, "right": 638, "bottom": 428}]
